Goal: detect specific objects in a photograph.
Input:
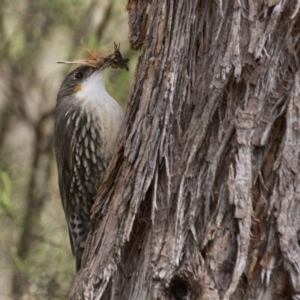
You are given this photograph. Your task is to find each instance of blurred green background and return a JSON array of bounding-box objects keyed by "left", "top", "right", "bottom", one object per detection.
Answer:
[{"left": 0, "top": 1, "right": 137, "bottom": 299}]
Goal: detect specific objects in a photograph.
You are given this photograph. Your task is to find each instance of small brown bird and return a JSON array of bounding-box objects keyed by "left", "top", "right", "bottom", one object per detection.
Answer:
[{"left": 54, "top": 45, "right": 128, "bottom": 271}]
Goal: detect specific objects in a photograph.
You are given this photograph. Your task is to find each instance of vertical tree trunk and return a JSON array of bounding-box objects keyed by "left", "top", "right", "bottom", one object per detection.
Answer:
[
  {"left": 11, "top": 113, "right": 54, "bottom": 299},
  {"left": 70, "top": 1, "right": 300, "bottom": 299}
]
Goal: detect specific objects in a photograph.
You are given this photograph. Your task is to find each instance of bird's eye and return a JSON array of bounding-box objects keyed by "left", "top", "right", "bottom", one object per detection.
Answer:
[{"left": 74, "top": 72, "right": 83, "bottom": 79}]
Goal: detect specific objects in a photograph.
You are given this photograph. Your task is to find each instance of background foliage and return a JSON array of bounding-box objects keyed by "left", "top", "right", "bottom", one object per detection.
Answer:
[{"left": 0, "top": 1, "right": 136, "bottom": 298}]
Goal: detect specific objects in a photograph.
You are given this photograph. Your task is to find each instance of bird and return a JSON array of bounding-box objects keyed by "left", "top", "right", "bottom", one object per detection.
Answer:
[{"left": 54, "top": 45, "right": 128, "bottom": 271}]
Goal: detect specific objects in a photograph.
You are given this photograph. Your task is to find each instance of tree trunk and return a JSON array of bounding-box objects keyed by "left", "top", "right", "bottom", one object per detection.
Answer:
[
  {"left": 11, "top": 114, "right": 54, "bottom": 299},
  {"left": 70, "top": 1, "right": 300, "bottom": 299}
]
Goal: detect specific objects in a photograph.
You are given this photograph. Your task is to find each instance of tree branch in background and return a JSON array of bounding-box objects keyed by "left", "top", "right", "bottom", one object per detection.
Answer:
[{"left": 11, "top": 113, "right": 54, "bottom": 298}]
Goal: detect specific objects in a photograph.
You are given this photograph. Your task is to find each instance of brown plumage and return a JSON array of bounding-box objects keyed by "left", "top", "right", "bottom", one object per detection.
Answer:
[{"left": 54, "top": 45, "right": 128, "bottom": 271}]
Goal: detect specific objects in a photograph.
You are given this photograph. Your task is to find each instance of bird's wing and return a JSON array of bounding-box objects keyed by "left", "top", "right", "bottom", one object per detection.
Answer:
[
  {"left": 57, "top": 164, "right": 75, "bottom": 255},
  {"left": 54, "top": 110, "right": 76, "bottom": 255}
]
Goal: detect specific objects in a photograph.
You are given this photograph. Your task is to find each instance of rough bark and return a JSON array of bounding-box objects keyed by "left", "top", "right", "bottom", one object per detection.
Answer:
[{"left": 70, "top": 1, "right": 300, "bottom": 299}]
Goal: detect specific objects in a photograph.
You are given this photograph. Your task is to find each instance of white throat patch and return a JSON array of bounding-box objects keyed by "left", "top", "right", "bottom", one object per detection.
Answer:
[{"left": 75, "top": 69, "right": 124, "bottom": 154}]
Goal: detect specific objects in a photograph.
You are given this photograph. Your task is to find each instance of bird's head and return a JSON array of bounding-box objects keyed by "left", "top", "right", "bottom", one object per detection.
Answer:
[
  {"left": 56, "top": 43, "right": 129, "bottom": 100},
  {"left": 57, "top": 65, "right": 104, "bottom": 100}
]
